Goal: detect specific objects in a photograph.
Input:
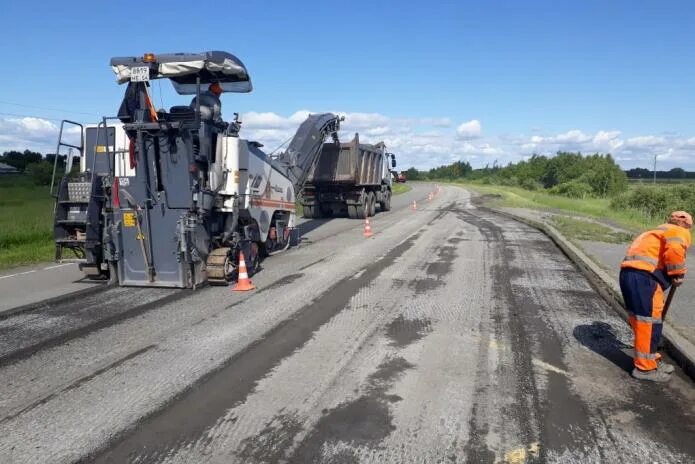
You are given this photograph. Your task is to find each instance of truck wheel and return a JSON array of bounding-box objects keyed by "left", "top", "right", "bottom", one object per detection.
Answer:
[
  {"left": 367, "top": 192, "right": 376, "bottom": 217},
  {"left": 355, "top": 195, "right": 367, "bottom": 219},
  {"left": 348, "top": 204, "right": 357, "bottom": 219},
  {"left": 303, "top": 205, "right": 314, "bottom": 219},
  {"left": 381, "top": 191, "right": 392, "bottom": 212},
  {"left": 355, "top": 205, "right": 366, "bottom": 219}
]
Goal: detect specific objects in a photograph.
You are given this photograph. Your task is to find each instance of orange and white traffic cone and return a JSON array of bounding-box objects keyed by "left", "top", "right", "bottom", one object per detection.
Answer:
[
  {"left": 363, "top": 218, "right": 374, "bottom": 237},
  {"left": 232, "top": 250, "right": 256, "bottom": 292},
  {"left": 411, "top": 200, "right": 417, "bottom": 211},
  {"left": 428, "top": 192, "right": 433, "bottom": 202}
]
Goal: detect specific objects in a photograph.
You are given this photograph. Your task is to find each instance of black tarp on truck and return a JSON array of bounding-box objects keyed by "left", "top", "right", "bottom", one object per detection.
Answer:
[{"left": 302, "top": 133, "right": 396, "bottom": 219}]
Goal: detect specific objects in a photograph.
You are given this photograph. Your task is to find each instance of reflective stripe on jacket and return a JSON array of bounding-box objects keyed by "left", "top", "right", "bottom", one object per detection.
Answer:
[{"left": 621, "top": 224, "right": 691, "bottom": 276}]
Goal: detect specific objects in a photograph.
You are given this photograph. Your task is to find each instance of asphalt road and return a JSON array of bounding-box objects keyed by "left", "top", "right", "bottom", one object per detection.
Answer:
[
  {"left": 0, "top": 262, "right": 103, "bottom": 314},
  {"left": 0, "top": 184, "right": 419, "bottom": 314},
  {"left": 0, "top": 184, "right": 693, "bottom": 463}
]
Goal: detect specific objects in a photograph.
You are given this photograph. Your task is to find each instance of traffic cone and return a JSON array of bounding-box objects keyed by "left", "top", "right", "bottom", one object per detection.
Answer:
[
  {"left": 411, "top": 200, "right": 417, "bottom": 211},
  {"left": 428, "top": 192, "right": 433, "bottom": 202},
  {"left": 232, "top": 250, "right": 256, "bottom": 291},
  {"left": 363, "top": 218, "right": 374, "bottom": 237}
]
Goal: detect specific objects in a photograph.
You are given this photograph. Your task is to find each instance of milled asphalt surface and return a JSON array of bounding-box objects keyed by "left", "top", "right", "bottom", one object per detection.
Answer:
[
  {"left": 0, "top": 184, "right": 693, "bottom": 463},
  {"left": 494, "top": 206, "right": 695, "bottom": 348}
]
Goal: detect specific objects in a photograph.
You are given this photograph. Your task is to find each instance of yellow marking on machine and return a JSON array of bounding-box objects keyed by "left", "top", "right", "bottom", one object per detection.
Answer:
[
  {"left": 135, "top": 232, "right": 145, "bottom": 240},
  {"left": 123, "top": 212, "right": 137, "bottom": 227}
]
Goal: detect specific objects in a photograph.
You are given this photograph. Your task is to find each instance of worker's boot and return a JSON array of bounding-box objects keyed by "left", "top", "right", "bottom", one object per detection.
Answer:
[
  {"left": 631, "top": 367, "right": 671, "bottom": 382},
  {"left": 657, "top": 361, "right": 675, "bottom": 374}
]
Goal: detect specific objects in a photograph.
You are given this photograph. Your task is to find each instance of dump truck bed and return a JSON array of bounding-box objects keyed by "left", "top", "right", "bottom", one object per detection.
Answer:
[{"left": 309, "top": 134, "right": 386, "bottom": 187}]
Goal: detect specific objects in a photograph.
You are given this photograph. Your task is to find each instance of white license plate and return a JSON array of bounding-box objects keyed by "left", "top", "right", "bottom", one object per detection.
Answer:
[{"left": 130, "top": 66, "right": 150, "bottom": 82}]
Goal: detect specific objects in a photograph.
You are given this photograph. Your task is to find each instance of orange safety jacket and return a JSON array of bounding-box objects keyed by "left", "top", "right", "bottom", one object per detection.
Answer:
[{"left": 621, "top": 223, "right": 691, "bottom": 277}]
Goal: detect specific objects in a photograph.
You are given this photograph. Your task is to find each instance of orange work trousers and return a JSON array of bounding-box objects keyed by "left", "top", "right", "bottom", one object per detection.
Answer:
[{"left": 619, "top": 269, "right": 665, "bottom": 371}]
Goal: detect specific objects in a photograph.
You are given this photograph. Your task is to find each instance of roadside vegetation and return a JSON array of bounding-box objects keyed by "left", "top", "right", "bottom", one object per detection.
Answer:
[
  {"left": 0, "top": 175, "right": 54, "bottom": 269},
  {"left": 391, "top": 183, "right": 411, "bottom": 195},
  {"left": 404, "top": 152, "right": 695, "bottom": 235},
  {"left": 550, "top": 216, "right": 633, "bottom": 244},
  {"left": 0, "top": 150, "right": 75, "bottom": 269}
]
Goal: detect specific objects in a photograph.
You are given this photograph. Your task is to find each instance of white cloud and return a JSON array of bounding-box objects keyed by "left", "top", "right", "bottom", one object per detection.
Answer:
[
  {"left": 555, "top": 129, "right": 591, "bottom": 144},
  {"left": 2, "top": 112, "right": 695, "bottom": 171},
  {"left": 365, "top": 126, "right": 390, "bottom": 137},
  {"left": 456, "top": 119, "right": 482, "bottom": 140},
  {"left": 625, "top": 135, "right": 666, "bottom": 147},
  {"left": 242, "top": 112, "right": 294, "bottom": 129}
]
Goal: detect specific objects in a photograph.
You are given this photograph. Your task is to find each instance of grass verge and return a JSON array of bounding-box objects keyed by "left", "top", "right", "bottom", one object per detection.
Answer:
[
  {"left": 451, "top": 181, "right": 657, "bottom": 232},
  {"left": 550, "top": 216, "right": 633, "bottom": 244},
  {"left": 391, "top": 183, "right": 412, "bottom": 195},
  {"left": 0, "top": 175, "right": 54, "bottom": 269}
]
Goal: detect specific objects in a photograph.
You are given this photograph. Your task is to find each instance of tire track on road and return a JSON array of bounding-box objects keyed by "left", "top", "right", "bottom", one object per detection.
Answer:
[
  {"left": 90, "top": 231, "right": 423, "bottom": 463},
  {"left": 0, "top": 288, "right": 187, "bottom": 368},
  {"left": 1, "top": 344, "right": 157, "bottom": 424}
]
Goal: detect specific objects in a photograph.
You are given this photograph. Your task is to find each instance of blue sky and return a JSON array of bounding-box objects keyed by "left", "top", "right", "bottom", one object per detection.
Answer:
[{"left": 1, "top": 0, "right": 694, "bottom": 169}]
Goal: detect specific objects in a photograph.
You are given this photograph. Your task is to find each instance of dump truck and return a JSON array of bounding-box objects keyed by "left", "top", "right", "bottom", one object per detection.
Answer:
[
  {"left": 51, "top": 50, "right": 341, "bottom": 288},
  {"left": 301, "top": 133, "right": 396, "bottom": 219}
]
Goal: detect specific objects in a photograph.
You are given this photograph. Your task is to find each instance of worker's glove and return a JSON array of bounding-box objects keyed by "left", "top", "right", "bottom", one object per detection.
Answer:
[{"left": 672, "top": 277, "right": 685, "bottom": 287}]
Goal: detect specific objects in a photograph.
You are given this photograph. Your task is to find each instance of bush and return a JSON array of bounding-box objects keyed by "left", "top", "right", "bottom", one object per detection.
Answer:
[
  {"left": 610, "top": 184, "right": 695, "bottom": 220},
  {"left": 497, "top": 176, "right": 519, "bottom": 187},
  {"left": 549, "top": 180, "right": 593, "bottom": 199},
  {"left": 519, "top": 178, "right": 543, "bottom": 191},
  {"left": 26, "top": 162, "right": 54, "bottom": 186}
]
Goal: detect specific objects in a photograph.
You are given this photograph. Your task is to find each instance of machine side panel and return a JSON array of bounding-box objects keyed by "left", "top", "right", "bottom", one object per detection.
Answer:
[
  {"left": 84, "top": 127, "right": 115, "bottom": 174},
  {"left": 117, "top": 208, "right": 187, "bottom": 287},
  {"left": 159, "top": 134, "right": 194, "bottom": 209},
  {"left": 247, "top": 152, "right": 296, "bottom": 242}
]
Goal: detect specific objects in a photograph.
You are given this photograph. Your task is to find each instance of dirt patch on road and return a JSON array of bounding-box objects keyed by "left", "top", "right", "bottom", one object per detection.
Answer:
[
  {"left": 385, "top": 316, "right": 432, "bottom": 348},
  {"left": 409, "top": 277, "right": 444, "bottom": 293},
  {"left": 291, "top": 356, "right": 414, "bottom": 462},
  {"left": 237, "top": 414, "right": 304, "bottom": 463}
]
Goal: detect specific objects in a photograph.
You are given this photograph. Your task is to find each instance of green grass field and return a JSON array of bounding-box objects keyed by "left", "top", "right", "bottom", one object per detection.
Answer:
[
  {"left": 0, "top": 175, "right": 55, "bottom": 269},
  {"left": 550, "top": 216, "right": 633, "bottom": 243},
  {"left": 451, "top": 181, "right": 659, "bottom": 233},
  {"left": 391, "top": 183, "right": 411, "bottom": 195}
]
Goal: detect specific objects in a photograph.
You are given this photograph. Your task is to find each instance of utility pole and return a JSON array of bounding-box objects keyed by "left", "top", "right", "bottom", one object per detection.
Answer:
[{"left": 653, "top": 154, "right": 657, "bottom": 184}]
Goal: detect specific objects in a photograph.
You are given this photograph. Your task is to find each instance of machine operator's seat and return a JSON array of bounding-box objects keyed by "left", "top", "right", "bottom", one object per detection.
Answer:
[
  {"left": 167, "top": 105, "right": 196, "bottom": 121},
  {"left": 190, "top": 92, "right": 222, "bottom": 122}
]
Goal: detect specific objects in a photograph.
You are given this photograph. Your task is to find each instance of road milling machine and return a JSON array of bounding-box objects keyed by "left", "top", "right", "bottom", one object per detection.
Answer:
[{"left": 51, "top": 51, "right": 341, "bottom": 288}]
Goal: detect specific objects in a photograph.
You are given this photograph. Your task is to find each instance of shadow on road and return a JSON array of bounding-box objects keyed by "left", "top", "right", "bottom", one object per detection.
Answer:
[
  {"left": 573, "top": 321, "right": 633, "bottom": 373},
  {"left": 294, "top": 218, "right": 335, "bottom": 244}
]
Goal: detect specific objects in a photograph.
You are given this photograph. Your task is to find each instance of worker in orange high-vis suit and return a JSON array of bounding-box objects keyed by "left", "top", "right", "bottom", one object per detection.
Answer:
[{"left": 619, "top": 211, "right": 692, "bottom": 382}]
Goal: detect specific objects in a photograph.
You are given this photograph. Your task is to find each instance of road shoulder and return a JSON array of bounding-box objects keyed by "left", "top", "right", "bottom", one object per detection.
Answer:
[{"left": 466, "top": 195, "right": 695, "bottom": 381}]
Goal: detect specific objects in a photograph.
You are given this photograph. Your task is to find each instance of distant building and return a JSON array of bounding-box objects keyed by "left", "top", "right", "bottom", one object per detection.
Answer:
[{"left": 0, "top": 162, "right": 19, "bottom": 174}]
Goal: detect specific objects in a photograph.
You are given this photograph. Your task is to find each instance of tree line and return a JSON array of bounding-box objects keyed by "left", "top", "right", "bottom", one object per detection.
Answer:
[
  {"left": 405, "top": 152, "right": 629, "bottom": 198},
  {"left": 1, "top": 150, "right": 79, "bottom": 185}
]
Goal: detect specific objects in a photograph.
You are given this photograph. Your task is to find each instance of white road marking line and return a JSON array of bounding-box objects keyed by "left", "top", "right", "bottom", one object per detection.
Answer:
[
  {"left": 0, "top": 270, "right": 37, "bottom": 280},
  {"left": 532, "top": 358, "right": 570, "bottom": 376},
  {"left": 43, "top": 263, "right": 72, "bottom": 270},
  {"left": 351, "top": 269, "right": 366, "bottom": 280}
]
